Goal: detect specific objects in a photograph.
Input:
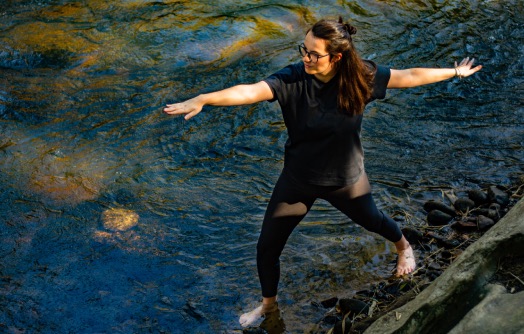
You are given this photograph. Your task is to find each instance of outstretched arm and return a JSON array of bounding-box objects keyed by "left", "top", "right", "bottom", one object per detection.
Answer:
[
  {"left": 163, "top": 81, "right": 274, "bottom": 120},
  {"left": 387, "top": 57, "right": 482, "bottom": 89}
]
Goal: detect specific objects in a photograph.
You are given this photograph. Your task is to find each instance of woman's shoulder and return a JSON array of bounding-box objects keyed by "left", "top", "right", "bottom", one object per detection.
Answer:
[
  {"left": 361, "top": 59, "right": 391, "bottom": 83},
  {"left": 266, "top": 62, "right": 307, "bottom": 84}
]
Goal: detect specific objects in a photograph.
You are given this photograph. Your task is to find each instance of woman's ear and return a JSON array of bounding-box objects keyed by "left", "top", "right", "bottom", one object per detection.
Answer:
[{"left": 331, "top": 53, "right": 342, "bottom": 63}]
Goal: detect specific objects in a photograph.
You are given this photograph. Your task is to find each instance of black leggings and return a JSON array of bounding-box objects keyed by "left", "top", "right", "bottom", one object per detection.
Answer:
[{"left": 256, "top": 170, "right": 403, "bottom": 298}]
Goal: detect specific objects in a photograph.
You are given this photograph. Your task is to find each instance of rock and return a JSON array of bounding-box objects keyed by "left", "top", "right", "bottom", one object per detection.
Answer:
[
  {"left": 258, "top": 307, "right": 285, "bottom": 334},
  {"left": 439, "top": 225, "right": 453, "bottom": 235},
  {"left": 323, "top": 314, "right": 339, "bottom": 325},
  {"left": 448, "top": 286, "right": 524, "bottom": 334},
  {"left": 101, "top": 208, "right": 139, "bottom": 231},
  {"left": 338, "top": 299, "right": 370, "bottom": 316},
  {"left": 423, "top": 200, "right": 456, "bottom": 216},
  {"left": 489, "top": 203, "right": 501, "bottom": 211},
  {"left": 320, "top": 297, "right": 338, "bottom": 308},
  {"left": 183, "top": 301, "right": 206, "bottom": 321},
  {"left": 426, "top": 231, "right": 461, "bottom": 248},
  {"left": 363, "top": 198, "right": 524, "bottom": 334},
  {"left": 427, "top": 270, "right": 443, "bottom": 280},
  {"left": 333, "top": 317, "right": 352, "bottom": 334},
  {"left": 384, "top": 280, "right": 414, "bottom": 295},
  {"left": 440, "top": 250, "right": 453, "bottom": 260},
  {"left": 428, "top": 262, "right": 442, "bottom": 271},
  {"left": 427, "top": 210, "right": 453, "bottom": 226},
  {"left": 477, "top": 215, "right": 495, "bottom": 231},
  {"left": 451, "top": 219, "right": 478, "bottom": 231},
  {"left": 477, "top": 208, "right": 500, "bottom": 222},
  {"left": 468, "top": 189, "right": 489, "bottom": 206},
  {"left": 488, "top": 186, "right": 510, "bottom": 207},
  {"left": 401, "top": 227, "right": 424, "bottom": 244},
  {"left": 454, "top": 197, "right": 476, "bottom": 213}
]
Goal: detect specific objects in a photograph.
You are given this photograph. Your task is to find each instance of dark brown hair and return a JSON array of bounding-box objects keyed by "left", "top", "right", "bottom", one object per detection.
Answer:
[{"left": 309, "top": 17, "right": 373, "bottom": 115}]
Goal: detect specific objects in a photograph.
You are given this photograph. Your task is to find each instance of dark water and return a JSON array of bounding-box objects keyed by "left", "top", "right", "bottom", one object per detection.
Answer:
[{"left": 0, "top": 0, "right": 522, "bottom": 332}]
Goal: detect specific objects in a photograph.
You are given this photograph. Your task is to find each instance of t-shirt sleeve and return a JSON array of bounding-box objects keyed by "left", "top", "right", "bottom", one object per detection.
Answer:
[
  {"left": 370, "top": 63, "right": 391, "bottom": 100},
  {"left": 263, "top": 63, "right": 300, "bottom": 104}
]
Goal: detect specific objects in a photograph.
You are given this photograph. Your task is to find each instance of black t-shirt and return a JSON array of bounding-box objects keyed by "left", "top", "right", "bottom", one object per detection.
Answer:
[{"left": 264, "top": 61, "right": 391, "bottom": 186}]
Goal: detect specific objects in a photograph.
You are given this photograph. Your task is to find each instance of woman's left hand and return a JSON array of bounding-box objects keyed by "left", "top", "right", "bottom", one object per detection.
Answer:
[{"left": 454, "top": 57, "right": 482, "bottom": 78}]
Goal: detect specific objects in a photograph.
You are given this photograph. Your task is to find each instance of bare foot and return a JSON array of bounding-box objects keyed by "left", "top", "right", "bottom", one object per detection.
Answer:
[
  {"left": 396, "top": 245, "right": 416, "bottom": 276},
  {"left": 239, "top": 302, "right": 278, "bottom": 327}
]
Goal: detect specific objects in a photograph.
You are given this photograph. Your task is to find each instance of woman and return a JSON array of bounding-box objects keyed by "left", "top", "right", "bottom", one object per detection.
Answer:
[{"left": 164, "top": 17, "right": 482, "bottom": 327}]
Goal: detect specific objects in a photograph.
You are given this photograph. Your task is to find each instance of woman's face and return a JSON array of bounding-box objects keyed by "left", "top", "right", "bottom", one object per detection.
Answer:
[{"left": 302, "top": 31, "right": 340, "bottom": 80}]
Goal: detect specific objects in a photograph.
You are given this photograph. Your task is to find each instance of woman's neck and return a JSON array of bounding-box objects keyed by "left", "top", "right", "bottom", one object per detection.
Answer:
[{"left": 314, "top": 64, "right": 338, "bottom": 83}]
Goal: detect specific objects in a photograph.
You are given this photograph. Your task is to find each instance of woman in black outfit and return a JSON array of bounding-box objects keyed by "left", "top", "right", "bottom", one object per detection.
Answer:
[{"left": 164, "top": 17, "right": 482, "bottom": 327}]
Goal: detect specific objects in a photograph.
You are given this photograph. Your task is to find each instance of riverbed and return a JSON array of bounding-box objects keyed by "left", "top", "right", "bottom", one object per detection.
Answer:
[{"left": 1, "top": 1, "right": 522, "bottom": 332}]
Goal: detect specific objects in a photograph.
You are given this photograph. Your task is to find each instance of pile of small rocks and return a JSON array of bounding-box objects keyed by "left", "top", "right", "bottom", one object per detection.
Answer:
[
  {"left": 313, "top": 180, "right": 523, "bottom": 334},
  {"left": 425, "top": 185, "right": 509, "bottom": 231}
]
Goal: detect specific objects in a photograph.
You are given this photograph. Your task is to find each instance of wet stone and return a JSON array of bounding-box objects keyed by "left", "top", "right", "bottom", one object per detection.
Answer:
[
  {"left": 322, "top": 314, "right": 339, "bottom": 325},
  {"left": 333, "top": 317, "right": 352, "bottom": 334},
  {"left": 338, "top": 299, "right": 370, "bottom": 316},
  {"left": 451, "top": 220, "right": 478, "bottom": 231},
  {"left": 488, "top": 186, "right": 510, "bottom": 207},
  {"left": 427, "top": 210, "right": 453, "bottom": 226},
  {"left": 477, "top": 215, "right": 495, "bottom": 231},
  {"left": 477, "top": 208, "right": 500, "bottom": 222},
  {"left": 423, "top": 200, "right": 456, "bottom": 216},
  {"left": 440, "top": 250, "right": 453, "bottom": 259},
  {"left": 468, "top": 189, "right": 489, "bottom": 206},
  {"left": 320, "top": 297, "right": 338, "bottom": 308},
  {"left": 454, "top": 197, "right": 476, "bottom": 213},
  {"left": 426, "top": 231, "right": 461, "bottom": 249},
  {"left": 428, "top": 262, "right": 442, "bottom": 271},
  {"left": 401, "top": 227, "right": 424, "bottom": 244}
]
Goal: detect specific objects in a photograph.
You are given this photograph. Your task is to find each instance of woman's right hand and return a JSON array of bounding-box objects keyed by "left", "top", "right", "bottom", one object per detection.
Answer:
[{"left": 163, "top": 96, "right": 204, "bottom": 120}]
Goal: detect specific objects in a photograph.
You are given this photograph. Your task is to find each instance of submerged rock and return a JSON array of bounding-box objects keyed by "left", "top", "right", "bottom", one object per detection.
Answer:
[{"left": 101, "top": 208, "right": 139, "bottom": 231}]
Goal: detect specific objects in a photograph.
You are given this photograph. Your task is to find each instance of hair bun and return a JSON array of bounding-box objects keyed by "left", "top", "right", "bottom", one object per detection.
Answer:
[
  {"left": 337, "top": 17, "right": 357, "bottom": 37},
  {"left": 344, "top": 23, "right": 357, "bottom": 36}
]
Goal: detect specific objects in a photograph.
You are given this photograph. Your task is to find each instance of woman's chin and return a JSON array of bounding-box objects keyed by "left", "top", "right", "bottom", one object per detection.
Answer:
[{"left": 304, "top": 65, "right": 315, "bottom": 74}]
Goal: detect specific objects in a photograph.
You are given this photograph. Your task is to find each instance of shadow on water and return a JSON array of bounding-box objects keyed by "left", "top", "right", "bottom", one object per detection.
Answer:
[{"left": 0, "top": 0, "right": 522, "bottom": 332}]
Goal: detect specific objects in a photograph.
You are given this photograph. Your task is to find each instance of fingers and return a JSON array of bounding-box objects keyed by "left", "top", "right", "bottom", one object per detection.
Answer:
[
  {"left": 459, "top": 57, "right": 470, "bottom": 66},
  {"left": 456, "top": 57, "right": 482, "bottom": 78},
  {"left": 184, "top": 111, "right": 198, "bottom": 120},
  {"left": 460, "top": 57, "right": 479, "bottom": 69},
  {"left": 163, "top": 103, "right": 189, "bottom": 115},
  {"left": 163, "top": 102, "right": 202, "bottom": 120}
]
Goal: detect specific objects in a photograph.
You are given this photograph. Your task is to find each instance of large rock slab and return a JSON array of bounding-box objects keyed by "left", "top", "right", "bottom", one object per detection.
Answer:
[
  {"left": 448, "top": 285, "right": 524, "bottom": 334},
  {"left": 364, "top": 198, "right": 524, "bottom": 334}
]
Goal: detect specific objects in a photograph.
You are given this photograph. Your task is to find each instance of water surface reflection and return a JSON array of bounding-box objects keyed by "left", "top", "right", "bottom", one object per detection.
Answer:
[{"left": 0, "top": 0, "right": 522, "bottom": 332}]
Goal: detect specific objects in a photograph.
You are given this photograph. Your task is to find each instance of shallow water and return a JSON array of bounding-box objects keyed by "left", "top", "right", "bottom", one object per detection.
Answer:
[{"left": 0, "top": 0, "right": 522, "bottom": 332}]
